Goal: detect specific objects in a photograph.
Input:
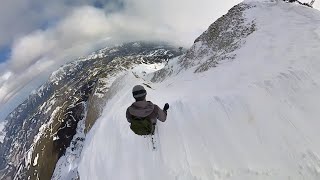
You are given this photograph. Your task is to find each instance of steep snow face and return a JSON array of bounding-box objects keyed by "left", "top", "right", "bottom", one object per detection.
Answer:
[{"left": 79, "top": 1, "right": 320, "bottom": 180}]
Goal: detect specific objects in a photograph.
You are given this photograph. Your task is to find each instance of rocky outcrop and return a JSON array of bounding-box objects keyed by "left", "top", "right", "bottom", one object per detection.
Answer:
[{"left": 152, "top": 3, "right": 256, "bottom": 82}]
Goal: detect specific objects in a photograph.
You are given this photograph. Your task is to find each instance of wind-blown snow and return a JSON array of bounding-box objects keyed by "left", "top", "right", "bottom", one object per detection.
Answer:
[
  {"left": 79, "top": 1, "right": 320, "bottom": 180},
  {"left": 0, "top": 121, "right": 6, "bottom": 143},
  {"left": 33, "top": 153, "right": 39, "bottom": 167},
  {"left": 132, "top": 63, "right": 166, "bottom": 78}
]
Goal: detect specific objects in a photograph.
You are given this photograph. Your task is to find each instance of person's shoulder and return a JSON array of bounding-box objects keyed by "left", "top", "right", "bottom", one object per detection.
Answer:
[
  {"left": 146, "top": 101, "right": 154, "bottom": 105},
  {"left": 146, "top": 100, "right": 154, "bottom": 104},
  {"left": 146, "top": 101, "right": 159, "bottom": 109},
  {"left": 150, "top": 102, "right": 161, "bottom": 109},
  {"left": 127, "top": 103, "right": 134, "bottom": 110}
]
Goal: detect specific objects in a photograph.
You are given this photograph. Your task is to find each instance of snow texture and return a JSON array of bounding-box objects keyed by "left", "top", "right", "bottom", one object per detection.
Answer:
[
  {"left": 33, "top": 153, "right": 39, "bottom": 167},
  {"left": 79, "top": 1, "right": 320, "bottom": 180},
  {"left": 0, "top": 121, "right": 6, "bottom": 143}
]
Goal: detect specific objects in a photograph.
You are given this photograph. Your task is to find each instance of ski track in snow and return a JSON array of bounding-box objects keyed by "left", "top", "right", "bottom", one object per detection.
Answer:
[{"left": 78, "top": 2, "right": 320, "bottom": 180}]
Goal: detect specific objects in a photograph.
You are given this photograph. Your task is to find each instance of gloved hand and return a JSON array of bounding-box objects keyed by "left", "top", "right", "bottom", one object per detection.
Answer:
[{"left": 163, "top": 103, "right": 169, "bottom": 111}]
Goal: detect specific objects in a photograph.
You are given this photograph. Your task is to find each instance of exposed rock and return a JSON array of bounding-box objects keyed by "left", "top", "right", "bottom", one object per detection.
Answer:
[{"left": 151, "top": 3, "right": 256, "bottom": 82}]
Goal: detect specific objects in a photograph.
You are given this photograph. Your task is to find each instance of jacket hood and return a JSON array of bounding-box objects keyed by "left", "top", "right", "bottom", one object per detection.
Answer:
[{"left": 128, "top": 100, "right": 154, "bottom": 117}]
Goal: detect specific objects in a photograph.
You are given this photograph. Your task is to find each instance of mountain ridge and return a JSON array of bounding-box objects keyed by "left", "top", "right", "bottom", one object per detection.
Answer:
[
  {"left": 79, "top": 1, "right": 320, "bottom": 180},
  {"left": 0, "top": 42, "right": 183, "bottom": 180},
  {"left": 1, "top": 0, "right": 320, "bottom": 179}
]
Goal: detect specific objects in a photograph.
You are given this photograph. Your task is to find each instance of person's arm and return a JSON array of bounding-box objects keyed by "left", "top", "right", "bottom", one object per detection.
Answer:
[
  {"left": 126, "top": 108, "right": 132, "bottom": 123},
  {"left": 156, "top": 105, "right": 167, "bottom": 122}
]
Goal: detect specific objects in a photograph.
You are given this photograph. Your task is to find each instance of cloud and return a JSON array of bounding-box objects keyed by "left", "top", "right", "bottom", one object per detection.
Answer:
[
  {"left": 0, "top": 0, "right": 242, "bottom": 116},
  {"left": 0, "top": 0, "right": 115, "bottom": 47},
  {"left": 8, "top": 6, "right": 111, "bottom": 72},
  {"left": 0, "top": 5, "right": 113, "bottom": 104},
  {"left": 0, "top": 1, "right": 61, "bottom": 48}
]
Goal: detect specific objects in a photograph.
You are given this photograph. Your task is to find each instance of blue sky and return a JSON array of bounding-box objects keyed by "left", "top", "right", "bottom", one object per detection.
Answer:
[{"left": 0, "top": 46, "right": 10, "bottom": 63}]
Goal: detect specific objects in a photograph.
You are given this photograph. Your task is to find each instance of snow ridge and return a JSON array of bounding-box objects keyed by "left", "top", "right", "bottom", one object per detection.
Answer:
[{"left": 78, "top": 1, "right": 320, "bottom": 180}]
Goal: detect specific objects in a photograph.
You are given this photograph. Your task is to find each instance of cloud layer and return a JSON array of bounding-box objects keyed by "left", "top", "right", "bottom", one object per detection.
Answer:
[
  {"left": 0, "top": 0, "right": 244, "bottom": 111},
  {"left": 2, "top": 0, "right": 318, "bottom": 118}
]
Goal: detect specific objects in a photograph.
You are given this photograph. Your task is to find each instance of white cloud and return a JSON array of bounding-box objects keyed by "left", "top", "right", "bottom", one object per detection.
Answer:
[
  {"left": 0, "top": 6, "right": 113, "bottom": 104},
  {"left": 8, "top": 6, "right": 112, "bottom": 72},
  {"left": 10, "top": 31, "right": 55, "bottom": 72},
  {"left": 0, "top": 0, "right": 109, "bottom": 48},
  {"left": 0, "top": 0, "right": 242, "bottom": 116},
  {"left": 120, "top": 0, "right": 238, "bottom": 43}
]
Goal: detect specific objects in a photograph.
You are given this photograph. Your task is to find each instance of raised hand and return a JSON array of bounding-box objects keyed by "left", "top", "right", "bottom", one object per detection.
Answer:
[{"left": 163, "top": 103, "right": 169, "bottom": 111}]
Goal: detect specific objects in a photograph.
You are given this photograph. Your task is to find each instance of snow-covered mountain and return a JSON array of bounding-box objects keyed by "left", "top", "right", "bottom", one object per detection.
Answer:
[
  {"left": 77, "top": 1, "right": 320, "bottom": 180},
  {"left": 0, "top": 42, "right": 183, "bottom": 180},
  {"left": 1, "top": 0, "right": 320, "bottom": 180}
]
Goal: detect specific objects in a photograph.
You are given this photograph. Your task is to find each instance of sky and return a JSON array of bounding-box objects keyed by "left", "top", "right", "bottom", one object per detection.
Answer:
[{"left": 0, "top": 0, "right": 319, "bottom": 120}]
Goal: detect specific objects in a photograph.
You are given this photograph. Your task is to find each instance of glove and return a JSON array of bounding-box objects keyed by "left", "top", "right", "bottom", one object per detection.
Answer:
[{"left": 163, "top": 103, "right": 169, "bottom": 111}]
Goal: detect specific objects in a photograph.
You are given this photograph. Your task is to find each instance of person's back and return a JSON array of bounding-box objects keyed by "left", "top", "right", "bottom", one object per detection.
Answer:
[{"left": 126, "top": 85, "right": 169, "bottom": 135}]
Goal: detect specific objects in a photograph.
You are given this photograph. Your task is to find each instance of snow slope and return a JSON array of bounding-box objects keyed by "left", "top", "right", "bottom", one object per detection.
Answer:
[{"left": 79, "top": 1, "right": 320, "bottom": 180}]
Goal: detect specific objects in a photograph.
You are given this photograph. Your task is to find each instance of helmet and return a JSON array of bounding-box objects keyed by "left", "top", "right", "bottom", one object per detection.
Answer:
[{"left": 132, "top": 85, "right": 147, "bottom": 99}]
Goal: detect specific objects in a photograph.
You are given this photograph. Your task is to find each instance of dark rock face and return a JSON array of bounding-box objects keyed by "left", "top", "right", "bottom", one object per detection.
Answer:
[
  {"left": 0, "top": 42, "right": 183, "bottom": 180},
  {"left": 54, "top": 80, "right": 96, "bottom": 158}
]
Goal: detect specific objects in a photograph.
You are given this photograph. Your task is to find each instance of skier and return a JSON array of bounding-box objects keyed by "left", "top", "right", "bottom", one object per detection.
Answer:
[{"left": 126, "top": 85, "right": 169, "bottom": 135}]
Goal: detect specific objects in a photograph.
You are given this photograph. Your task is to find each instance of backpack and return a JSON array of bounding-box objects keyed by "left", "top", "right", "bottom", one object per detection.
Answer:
[{"left": 130, "top": 116, "right": 155, "bottom": 135}]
